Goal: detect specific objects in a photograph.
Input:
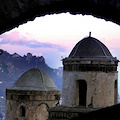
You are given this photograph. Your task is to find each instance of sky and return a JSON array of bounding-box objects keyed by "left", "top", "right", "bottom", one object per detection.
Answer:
[
  {"left": 1, "top": 12, "right": 120, "bottom": 93},
  {"left": 0, "top": 12, "right": 120, "bottom": 70}
]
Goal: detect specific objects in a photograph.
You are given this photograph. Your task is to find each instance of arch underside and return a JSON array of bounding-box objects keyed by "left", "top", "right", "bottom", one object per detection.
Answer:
[{"left": 0, "top": 0, "right": 120, "bottom": 34}]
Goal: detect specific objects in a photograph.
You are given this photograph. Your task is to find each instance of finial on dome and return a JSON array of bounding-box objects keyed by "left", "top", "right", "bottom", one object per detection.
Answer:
[{"left": 89, "top": 32, "right": 91, "bottom": 37}]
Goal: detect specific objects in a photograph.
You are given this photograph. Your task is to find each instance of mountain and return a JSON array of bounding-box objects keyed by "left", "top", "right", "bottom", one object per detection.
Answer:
[
  {"left": 0, "top": 50, "right": 63, "bottom": 119},
  {"left": 0, "top": 51, "right": 63, "bottom": 97}
]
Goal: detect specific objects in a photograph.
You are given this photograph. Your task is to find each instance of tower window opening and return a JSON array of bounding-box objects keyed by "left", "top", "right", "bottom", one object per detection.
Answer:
[
  {"left": 78, "top": 80, "right": 87, "bottom": 107},
  {"left": 114, "top": 80, "right": 118, "bottom": 104},
  {"left": 20, "top": 106, "right": 26, "bottom": 117}
]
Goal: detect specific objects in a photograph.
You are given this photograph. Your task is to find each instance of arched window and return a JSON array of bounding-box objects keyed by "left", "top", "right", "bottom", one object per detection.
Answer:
[
  {"left": 10, "top": 95, "right": 13, "bottom": 100},
  {"left": 20, "top": 106, "right": 26, "bottom": 117}
]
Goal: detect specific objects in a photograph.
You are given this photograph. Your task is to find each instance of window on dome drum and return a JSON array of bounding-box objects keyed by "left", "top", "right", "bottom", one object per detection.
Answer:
[
  {"left": 78, "top": 80, "right": 87, "bottom": 107},
  {"left": 20, "top": 106, "right": 26, "bottom": 117},
  {"left": 10, "top": 95, "right": 13, "bottom": 100}
]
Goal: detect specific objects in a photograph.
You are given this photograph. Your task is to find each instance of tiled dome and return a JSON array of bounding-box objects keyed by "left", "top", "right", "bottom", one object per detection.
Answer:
[
  {"left": 12, "top": 68, "right": 58, "bottom": 91},
  {"left": 69, "top": 36, "right": 115, "bottom": 60}
]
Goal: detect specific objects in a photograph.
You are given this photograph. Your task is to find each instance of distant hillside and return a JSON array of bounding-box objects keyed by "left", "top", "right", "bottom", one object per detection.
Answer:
[{"left": 0, "top": 51, "right": 63, "bottom": 97}]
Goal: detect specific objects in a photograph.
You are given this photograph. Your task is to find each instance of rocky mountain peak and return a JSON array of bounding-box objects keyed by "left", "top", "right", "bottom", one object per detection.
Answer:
[
  {"left": 26, "top": 53, "right": 32, "bottom": 61},
  {"left": 12, "top": 53, "right": 21, "bottom": 58}
]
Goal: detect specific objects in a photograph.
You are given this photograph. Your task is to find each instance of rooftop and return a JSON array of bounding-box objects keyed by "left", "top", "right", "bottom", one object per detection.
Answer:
[
  {"left": 10, "top": 68, "right": 59, "bottom": 91},
  {"left": 69, "top": 36, "right": 117, "bottom": 61}
]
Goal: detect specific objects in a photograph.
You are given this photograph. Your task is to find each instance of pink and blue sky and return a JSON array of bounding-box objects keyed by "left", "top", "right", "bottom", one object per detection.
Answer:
[
  {"left": 0, "top": 12, "right": 120, "bottom": 69},
  {"left": 1, "top": 12, "right": 120, "bottom": 92}
]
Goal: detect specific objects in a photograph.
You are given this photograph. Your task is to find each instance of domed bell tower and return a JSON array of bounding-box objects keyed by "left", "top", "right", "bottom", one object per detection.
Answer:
[
  {"left": 5, "top": 68, "right": 60, "bottom": 120},
  {"left": 62, "top": 35, "right": 119, "bottom": 108}
]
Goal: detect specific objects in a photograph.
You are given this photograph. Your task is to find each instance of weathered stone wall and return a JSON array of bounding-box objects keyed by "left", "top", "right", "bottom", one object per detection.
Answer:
[
  {"left": 0, "top": 0, "right": 120, "bottom": 34},
  {"left": 5, "top": 90, "right": 60, "bottom": 120},
  {"left": 48, "top": 104, "right": 120, "bottom": 120},
  {"left": 62, "top": 71, "right": 118, "bottom": 108}
]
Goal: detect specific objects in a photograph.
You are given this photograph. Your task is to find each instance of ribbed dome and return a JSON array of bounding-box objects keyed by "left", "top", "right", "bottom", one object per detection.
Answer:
[
  {"left": 12, "top": 68, "right": 58, "bottom": 91},
  {"left": 69, "top": 36, "right": 114, "bottom": 60}
]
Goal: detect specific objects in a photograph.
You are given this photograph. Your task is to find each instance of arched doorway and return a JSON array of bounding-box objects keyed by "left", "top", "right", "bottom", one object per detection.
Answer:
[
  {"left": 78, "top": 80, "right": 87, "bottom": 106},
  {"left": 35, "top": 104, "right": 48, "bottom": 120}
]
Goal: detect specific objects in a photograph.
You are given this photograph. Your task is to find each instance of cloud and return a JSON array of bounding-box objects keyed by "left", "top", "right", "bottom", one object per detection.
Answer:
[
  {"left": 0, "top": 31, "right": 67, "bottom": 68},
  {"left": 0, "top": 43, "right": 64, "bottom": 68},
  {"left": 101, "top": 38, "right": 120, "bottom": 58},
  {"left": 1, "top": 13, "right": 120, "bottom": 68},
  {"left": 0, "top": 31, "right": 66, "bottom": 53}
]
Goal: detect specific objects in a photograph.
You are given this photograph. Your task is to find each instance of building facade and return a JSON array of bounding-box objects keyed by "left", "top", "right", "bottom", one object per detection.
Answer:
[
  {"left": 62, "top": 35, "right": 119, "bottom": 108},
  {"left": 5, "top": 68, "right": 60, "bottom": 120}
]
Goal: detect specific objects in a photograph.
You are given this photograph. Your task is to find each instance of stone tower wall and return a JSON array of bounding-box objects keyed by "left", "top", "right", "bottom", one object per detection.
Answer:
[
  {"left": 62, "top": 71, "right": 118, "bottom": 108},
  {"left": 5, "top": 90, "right": 60, "bottom": 120}
]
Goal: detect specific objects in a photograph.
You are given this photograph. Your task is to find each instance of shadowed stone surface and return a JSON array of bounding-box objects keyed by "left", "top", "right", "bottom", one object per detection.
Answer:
[
  {"left": 0, "top": 0, "right": 120, "bottom": 34},
  {"left": 48, "top": 104, "right": 120, "bottom": 120}
]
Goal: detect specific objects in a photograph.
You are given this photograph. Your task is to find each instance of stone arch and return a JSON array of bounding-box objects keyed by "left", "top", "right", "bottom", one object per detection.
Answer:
[
  {"left": 7, "top": 102, "right": 12, "bottom": 113},
  {"left": 17, "top": 102, "right": 26, "bottom": 118},
  {"left": 0, "top": 0, "right": 120, "bottom": 34},
  {"left": 36, "top": 103, "right": 49, "bottom": 109},
  {"left": 35, "top": 103, "right": 49, "bottom": 120}
]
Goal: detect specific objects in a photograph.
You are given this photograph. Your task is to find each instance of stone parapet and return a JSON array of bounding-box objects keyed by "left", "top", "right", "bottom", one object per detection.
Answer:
[
  {"left": 48, "top": 104, "right": 120, "bottom": 120},
  {"left": 48, "top": 106, "right": 99, "bottom": 120},
  {"left": 63, "top": 58, "right": 118, "bottom": 72},
  {"left": 6, "top": 89, "right": 61, "bottom": 101}
]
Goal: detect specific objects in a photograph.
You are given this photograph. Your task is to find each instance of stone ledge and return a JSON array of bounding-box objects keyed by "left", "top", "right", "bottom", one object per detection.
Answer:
[{"left": 48, "top": 104, "right": 120, "bottom": 120}]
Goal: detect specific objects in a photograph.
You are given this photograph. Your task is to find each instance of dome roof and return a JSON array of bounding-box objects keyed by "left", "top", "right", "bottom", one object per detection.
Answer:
[
  {"left": 69, "top": 36, "right": 115, "bottom": 60},
  {"left": 11, "top": 68, "right": 59, "bottom": 91}
]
